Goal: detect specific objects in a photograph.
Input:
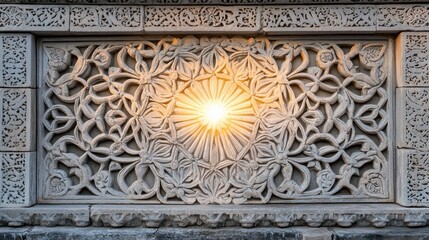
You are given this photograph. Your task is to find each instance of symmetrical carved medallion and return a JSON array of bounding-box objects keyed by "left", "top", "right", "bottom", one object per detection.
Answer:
[{"left": 41, "top": 36, "right": 391, "bottom": 204}]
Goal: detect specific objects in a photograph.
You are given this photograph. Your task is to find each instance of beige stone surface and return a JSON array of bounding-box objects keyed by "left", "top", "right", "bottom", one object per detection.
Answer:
[
  {"left": 70, "top": 5, "right": 143, "bottom": 32},
  {"left": 263, "top": 5, "right": 377, "bottom": 34},
  {"left": 39, "top": 37, "right": 392, "bottom": 204},
  {"left": 144, "top": 6, "right": 261, "bottom": 33},
  {"left": 396, "top": 32, "right": 429, "bottom": 87}
]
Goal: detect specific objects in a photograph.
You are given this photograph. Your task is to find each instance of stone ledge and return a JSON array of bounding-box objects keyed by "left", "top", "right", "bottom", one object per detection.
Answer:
[
  {"left": 4, "top": 204, "right": 427, "bottom": 228},
  {"left": 2, "top": 226, "right": 429, "bottom": 240},
  {"left": 0, "top": 205, "right": 90, "bottom": 227},
  {"left": 90, "top": 204, "right": 429, "bottom": 228}
]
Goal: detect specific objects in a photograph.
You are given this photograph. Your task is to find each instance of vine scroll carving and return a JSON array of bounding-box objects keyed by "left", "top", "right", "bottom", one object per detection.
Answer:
[{"left": 41, "top": 36, "right": 391, "bottom": 204}]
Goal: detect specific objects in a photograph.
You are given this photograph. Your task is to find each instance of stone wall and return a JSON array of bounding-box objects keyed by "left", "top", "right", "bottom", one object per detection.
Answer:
[{"left": 0, "top": 2, "right": 429, "bottom": 232}]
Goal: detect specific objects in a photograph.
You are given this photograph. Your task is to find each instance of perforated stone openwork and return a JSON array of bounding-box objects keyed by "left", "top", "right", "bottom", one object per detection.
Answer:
[{"left": 40, "top": 36, "right": 391, "bottom": 204}]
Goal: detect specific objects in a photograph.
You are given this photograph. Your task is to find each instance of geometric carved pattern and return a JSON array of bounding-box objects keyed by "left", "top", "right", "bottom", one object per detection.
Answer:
[
  {"left": 0, "top": 5, "right": 69, "bottom": 31},
  {"left": 263, "top": 6, "right": 376, "bottom": 33},
  {"left": 70, "top": 6, "right": 143, "bottom": 32},
  {"left": 0, "top": 152, "right": 35, "bottom": 207},
  {"left": 41, "top": 37, "right": 391, "bottom": 204},
  {"left": 0, "top": 34, "right": 35, "bottom": 88},
  {"left": 145, "top": 6, "right": 260, "bottom": 33},
  {"left": 397, "top": 88, "right": 429, "bottom": 151},
  {"left": 0, "top": 89, "right": 35, "bottom": 151},
  {"left": 396, "top": 32, "right": 429, "bottom": 87},
  {"left": 397, "top": 150, "right": 429, "bottom": 207}
]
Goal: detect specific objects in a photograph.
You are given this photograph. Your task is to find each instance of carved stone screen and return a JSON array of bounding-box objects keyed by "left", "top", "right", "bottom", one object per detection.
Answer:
[{"left": 39, "top": 36, "right": 393, "bottom": 204}]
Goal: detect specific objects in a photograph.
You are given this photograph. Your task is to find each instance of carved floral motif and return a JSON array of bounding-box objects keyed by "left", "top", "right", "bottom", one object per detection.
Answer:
[{"left": 42, "top": 36, "right": 390, "bottom": 204}]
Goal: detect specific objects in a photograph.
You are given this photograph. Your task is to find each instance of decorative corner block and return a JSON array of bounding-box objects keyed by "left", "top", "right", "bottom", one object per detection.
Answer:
[
  {"left": 70, "top": 5, "right": 144, "bottom": 32},
  {"left": 0, "top": 89, "right": 35, "bottom": 152},
  {"left": 397, "top": 149, "right": 429, "bottom": 207},
  {"left": 396, "top": 32, "right": 429, "bottom": 87},
  {"left": 262, "top": 6, "right": 376, "bottom": 34},
  {"left": 0, "top": 152, "right": 35, "bottom": 207},
  {"left": 144, "top": 6, "right": 261, "bottom": 33},
  {"left": 397, "top": 88, "right": 429, "bottom": 151},
  {"left": 377, "top": 5, "right": 429, "bottom": 32},
  {"left": 0, "top": 34, "right": 35, "bottom": 88},
  {"left": 0, "top": 5, "right": 69, "bottom": 32}
]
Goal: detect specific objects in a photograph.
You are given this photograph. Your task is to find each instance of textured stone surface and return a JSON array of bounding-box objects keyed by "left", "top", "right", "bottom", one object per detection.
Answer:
[
  {"left": 0, "top": 205, "right": 90, "bottom": 226},
  {"left": 0, "top": 89, "right": 35, "bottom": 152},
  {"left": 0, "top": 34, "right": 35, "bottom": 88},
  {"left": 397, "top": 88, "right": 429, "bottom": 151},
  {"left": 70, "top": 5, "right": 143, "bottom": 32},
  {"left": 40, "top": 37, "right": 391, "bottom": 204},
  {"left": 397, "top": 150, "right": 429, "bottom": 207},
  {"left": 145, "top": 6, "right": 261, "bottom": 33},
  {"left": 263, "top": 6, "right": 376, "bottom": 33},
  {"left": 377, "top": 5, "right": 429, "bottom": 32},
  {"left": 396, "top": 32, "right": 429, "bottom": 87},
  {"left": 0, "top": 5, "right": 69, "bottom": 31},
  {"left": 0, "top": 0, "right": 427, "bottom": 3},
  {"left": 3, "top": 227, "right": 429, "bottom": 240},
  {"left": 90, "top": 204, "right": 428, "bottom": 228},
  {"left": 0, "top": 152, "right": 35, "bottom": 207}
]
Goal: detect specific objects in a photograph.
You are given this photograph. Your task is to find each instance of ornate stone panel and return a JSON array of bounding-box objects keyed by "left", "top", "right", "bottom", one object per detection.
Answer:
[
  {"left": 70, "top": 6, "right": 143, "bottom": 32},
  {"left": 397, "top": 150, "right": 429, "bottom": 207},
  {"left": 377, "top": 5, "right": 429, "bottom": 32},
  {"left": 0, "top": 5, "right": 69, "bottom": 31},
  {"left": 0, "top": 34, "right": 35, "bottom": 88},
  {"left": 262, "top": 6, "right": 376, "bottom": 33},
  {"left": 144, "top": 6, "right": 260, "bottom": 33},
  {"left": 0, "top": 89, "right": 35, "bottom": 152},
  {"left": 397, "top": 88, "right": 429, "bottom": 151},
  {"left": 396, "top": 32, "right": 429, "bottom": 87},
  {"left": 40, "top": 36, "right": 392, "bottom": 204},
  {"left": 0, "top": 152, "right": 36, "bottom": 207}
]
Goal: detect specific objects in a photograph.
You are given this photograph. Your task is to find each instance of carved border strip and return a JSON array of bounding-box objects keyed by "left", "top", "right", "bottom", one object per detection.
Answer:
[
  {"left": 0, "top": 204, "right": 428, "bottom": 228},
  {"left": 0, "top": 0, "right": 427, "bottom": 4},
  {"left": 0, "top": 34, "right": 35, "bottom": 88},
  {"left": 70, "top": 5, "right": 144, "bottom": 32},
  {"left": 395, "top": 33, "right": 429, "bottom": 207},
  {"left": 0, "top": 5, "right": 69, "bottom": 32},
  {"left": 2, "top": 5, "right": 429, "bottom": 33},
  {"left": 144, "top": 6, "right": 261, "bottom": 33}
]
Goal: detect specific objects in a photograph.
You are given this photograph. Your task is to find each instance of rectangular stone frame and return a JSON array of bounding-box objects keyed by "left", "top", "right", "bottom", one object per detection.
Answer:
[{"left": 0, "top": 3, "right": 428, "bottom": 228}]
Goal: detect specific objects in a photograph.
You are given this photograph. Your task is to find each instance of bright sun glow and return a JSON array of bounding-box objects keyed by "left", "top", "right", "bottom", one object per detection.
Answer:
[{"left": 201, "top": 101, "right": 229, "bottom": 130}]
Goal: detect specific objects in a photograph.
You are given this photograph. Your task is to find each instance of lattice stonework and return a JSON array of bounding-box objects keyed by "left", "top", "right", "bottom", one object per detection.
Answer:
[{"left": 40, "top": 37, "right": 392, "bottom": 204}]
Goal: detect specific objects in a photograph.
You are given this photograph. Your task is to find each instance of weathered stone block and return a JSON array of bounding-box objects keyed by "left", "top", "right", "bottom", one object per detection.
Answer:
[
  {"left": 70, "top": 5, "right": 143, "bottom": 32},
  {"left": 377, "top": 5, "right": 429, "bottom": 32},
  {"left": 0, "top": 152, "right": 35, "bottom": 207},
  {"left": 397, "top": 88, "right": 429, "bottom": 151},
  {"left": 0, "top": 205, "right": 90, "bottom": 226},
  {"left": 0, "top": 89, "right": 35, "bottom": 152},
  {"left": 0, "top": 5, "right": 69, "bottom": 32},
  {"left": 262, "top": 6, "right": 376, "bottom": 34},
  {"left": 144, "top": 6, "right": 261, "bottom": 33},
  {"left": 0, "top": 34, "right": 35, "bottom": 88},
  {"left": 397, "top": 150, "right": 429, "bottom": 207},
  {"left": 396, "top": 32, "right": 429, "bottom": 87}
]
